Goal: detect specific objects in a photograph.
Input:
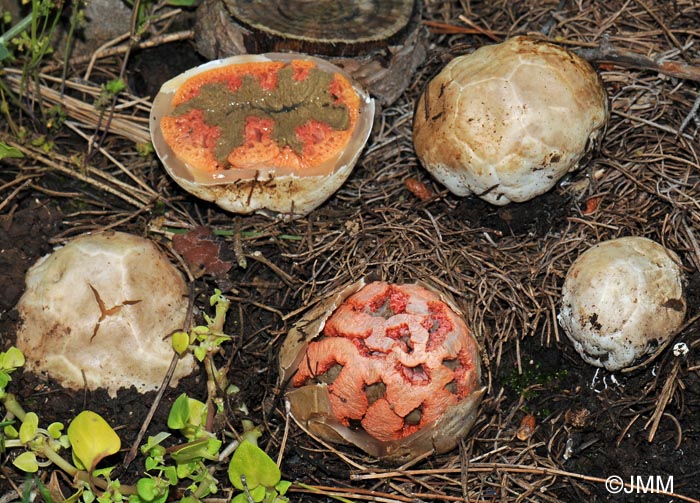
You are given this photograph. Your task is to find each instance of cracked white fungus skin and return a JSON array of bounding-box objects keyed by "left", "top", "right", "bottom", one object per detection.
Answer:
[
  {"left": 413, "top": 36, "right": 608, "bottom": 205},
  {"left": 16, "top": 232, "right": 196, "bottom": 397},
  {"left": 558, "top": 237, "right": 686, "bottom": 371}
]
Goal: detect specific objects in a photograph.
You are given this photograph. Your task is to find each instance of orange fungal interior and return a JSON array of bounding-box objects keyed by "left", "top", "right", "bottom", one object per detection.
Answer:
[{"left": 159, "top": 60, "right": 361, "bottom": 175}]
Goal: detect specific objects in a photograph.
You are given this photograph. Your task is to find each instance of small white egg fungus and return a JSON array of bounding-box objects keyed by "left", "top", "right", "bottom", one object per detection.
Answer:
[
  {"left": 413, "top": 36, "right": 608, "bottom": 205},
  {"left": 558, "top": 236, "right": 686, "bottom": 371},
  {"left": 15, "top": 231, "right": 196, "bottom": 397}
]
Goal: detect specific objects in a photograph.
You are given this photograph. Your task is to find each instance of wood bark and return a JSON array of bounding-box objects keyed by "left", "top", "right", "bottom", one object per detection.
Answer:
[{"left": 194, "top": 0, "right": 429, "bottom": 105}]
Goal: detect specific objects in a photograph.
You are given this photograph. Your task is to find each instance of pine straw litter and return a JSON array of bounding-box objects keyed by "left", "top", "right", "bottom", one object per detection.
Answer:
[{"left": 2, "top": 0, "right": 700, "bottom": 501}]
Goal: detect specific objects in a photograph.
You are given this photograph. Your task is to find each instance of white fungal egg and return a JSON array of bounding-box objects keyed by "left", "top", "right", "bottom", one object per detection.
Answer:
[
  {"left": 558, "top": 236, "right": 686, "bottom": 371},
  {"left": 150, "top": 53, "right": 374, "bottom": 217},
  {"left": 413, "top": 36, "right": 608, "bottom": 205},
  {"left": 15, "top": 231, "right": 196, "bottom": 397}
]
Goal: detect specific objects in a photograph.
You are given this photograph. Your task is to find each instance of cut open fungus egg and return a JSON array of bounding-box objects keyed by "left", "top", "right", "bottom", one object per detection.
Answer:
[
  {"left": 150, "top": 53, "right": 375, "bottom": 217},
  {"left": 279, "top": 280, "right": 485, "bottom": 462},
  {"left": 413, "top": 36, "right": 608, "bottom": 205},
  {"left": 558, "top": 236, "right": 686, "bottom": 371}
]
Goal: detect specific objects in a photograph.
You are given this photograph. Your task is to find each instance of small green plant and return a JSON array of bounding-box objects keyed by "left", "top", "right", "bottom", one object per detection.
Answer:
[
  {"left": 122, "top": 0, "right": 198, "bottom": 38},
  {"left": 134, "top": 427, "right": 222, "bottom": 503},
  {"left": 172, "top": 289, "right": 235, "bottom": 419},
  {"left": 3, "top": 393, "right": 128, "bottom": 502},
  {"left": 228, "top": 435, "right": 291, "bottom": 503},
  {"left": 167, "top": 393, "right": 208, "bottom": 441},
  {"left": 1, "top": 287, "right": 293, "bottom": 503},
  {"left": 0, "top": 346, "right": 24, "bottom": 398},
  {"left": 94, "top": 79, "right": 128, "bottom": 111}
]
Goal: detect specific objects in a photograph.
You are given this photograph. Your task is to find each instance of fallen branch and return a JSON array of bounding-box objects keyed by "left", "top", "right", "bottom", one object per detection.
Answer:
[{"left": 573, "top": 42, "right": 700, "bottom": 81}]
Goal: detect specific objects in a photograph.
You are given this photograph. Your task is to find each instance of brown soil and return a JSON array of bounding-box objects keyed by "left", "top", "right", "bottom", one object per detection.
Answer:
[{"left": 2, "top": 1, "right": 700, "bottom": 502}]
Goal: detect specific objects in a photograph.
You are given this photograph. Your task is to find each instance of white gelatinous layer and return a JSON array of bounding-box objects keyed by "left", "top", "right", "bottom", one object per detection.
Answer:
[
  {"left": 413, "top": 36, "right": 608, "bottom": 205},
  {"left": 558, "top": 236, "right": 686, "bottom": 371},
  {"left": 16, "top": 232, "right": 195, "bottom": 397},
  {"left": 150, "top": 53, "right": 375, "bottom": 216}
]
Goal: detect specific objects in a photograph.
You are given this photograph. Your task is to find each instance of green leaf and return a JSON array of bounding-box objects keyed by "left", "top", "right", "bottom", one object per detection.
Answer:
[
  {"left": 162, "top": 465, "right": 178, "bottom": 485},
  {"left": 83, "top": 490, "right": 96, "bottom": 503},
  {"left": 171, "top": 331, "right": 190, "bottom": 356},
  {"left": 13, "top": 451, "right": 38, "bottom": 472},
  {"left": 72, "top": 450, "right": 87, "bottom": 471},
  {"left": 0, "top": 141, "right": 23, "bottom": 160},
  {"left": 228, "top": 440, "right": 281, "bottom": 492},
  {"left": 67, "top": 411, "right": 121, "bottom": 470},
  {"left": 136, "top": 478, "right": 157, "bottom": 501},
  {"left": 0, "top": 44, "right": 11, "bottom": 62},
  {"left": 209, "top": 289, "right": 225, "bottom": 306},
  {"left": 19, "top": 412, "right": 39, "bottom": 443},
  {"left": 170, "top": 437, "right": 221, "bottom": 464},
  {"left": 92, "top": 466, "right": 115, "bottom": 478},
  {"left": 0, "top": 372, "right": 10, "bottom": 391},
  {"left": 167, "top": 0, "right": 198, "bottom": 6},
  {"left": 250, "top": 485, "right": 266, "bottom": 502},
  {"left": 57, "top": 434, "right": 71, "bottom": 449},
  {"left": 0, "top": 346, "right": 25, "bottom": 369},
  {"left": 176, "top": 461, "right": 195, "bottom": 479},
  {"left": 104, "top": 78, "right": 126, "bottom": 95},
  {"left": 47, "top": 422, "right": 64, "bottom": 439},
  {"left": 193, "top": 345, "right": 207, "bottom": 362},
  {"left": 141, "top": 432, "right": 170, "bottom": 455},
  {"left": 167, "top": 394, "right": 191, "bottom": 430},
  {"left": 144, "top": 457, "right": 160, "bottom": 471},
  {"left": 169, "top": 393, "right": 209, "bottom": 440},
  {"left": 275, "top": 480, "right": 292, "bottom": 496},
  {"left": 4, "top": 424, "right": 18, "bottom": 438}
]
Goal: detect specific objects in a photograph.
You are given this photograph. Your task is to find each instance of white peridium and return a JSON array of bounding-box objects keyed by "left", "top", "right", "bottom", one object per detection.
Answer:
[
  {"left": 558, "top": 237, "right": 686, "bottom": 371},
  {"left": 16, "top": 231, "right": 196, "bottom": 397},
  {"left": 413, "top": 36, "right": 608, "bottom": 205}
]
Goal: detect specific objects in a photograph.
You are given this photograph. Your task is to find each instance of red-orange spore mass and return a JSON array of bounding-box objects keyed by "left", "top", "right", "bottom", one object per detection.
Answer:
[{"left": 292, "top": 282, "right": 480, "bottom": 442}]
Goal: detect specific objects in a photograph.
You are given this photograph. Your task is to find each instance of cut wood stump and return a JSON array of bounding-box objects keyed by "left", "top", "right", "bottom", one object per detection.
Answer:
[{"left": 194, "top": 0, "right": 428, "bottom": 105}]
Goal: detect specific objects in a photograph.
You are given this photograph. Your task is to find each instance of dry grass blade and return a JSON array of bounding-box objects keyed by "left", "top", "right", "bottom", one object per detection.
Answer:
[
  {"left": 3, "top": 68, "right": 151, "bottom": 145},
  {"left": 0, "top": 136, "right": 154, "bottom": 209}
]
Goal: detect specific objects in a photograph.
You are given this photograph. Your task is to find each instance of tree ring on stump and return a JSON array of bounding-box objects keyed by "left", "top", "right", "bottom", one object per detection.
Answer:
[{"left": 194, "top": 0, "right": 428, "bottom": 105}]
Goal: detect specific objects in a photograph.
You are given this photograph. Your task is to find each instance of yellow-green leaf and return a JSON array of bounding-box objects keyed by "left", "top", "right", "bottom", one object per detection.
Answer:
[
  {"left": 228, "top": 440, "right": 281, "bottom": 491},
  {"left": 0, "top": 346, "right": 25, "bottom": 369},
  {"left": 19, "top": 412, "right": 39, "bottom": 444},
  {"left": 67, "top": 411, "right": 121, "bottom": 470},
  {"left": 13, "top": 451, "right": 38, "bottom": 472},
  {"left": 0, "top": 142, "right": 24, "bottom": 160},
  {"left": 172, "top": 331, "right": 190, "bottom": 356},
  {"left": 4, "top": 424, "right": 18, "bottom": 439},
  {"left": 47, "top": 422, "right": 64, "bottom": 439}
]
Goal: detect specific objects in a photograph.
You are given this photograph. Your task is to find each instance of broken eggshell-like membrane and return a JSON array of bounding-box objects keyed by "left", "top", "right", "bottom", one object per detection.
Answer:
[
  {"left": 150, "top": 53, "right": 375, "bottom": 216},
  {"left": 279, "top": 280, "right": 485, "bottom": 462}
]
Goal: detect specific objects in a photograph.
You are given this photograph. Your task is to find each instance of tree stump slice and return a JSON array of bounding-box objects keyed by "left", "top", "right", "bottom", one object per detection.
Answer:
[{"left": 194, "top": 0, "right": 428, "bottom": 105}]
